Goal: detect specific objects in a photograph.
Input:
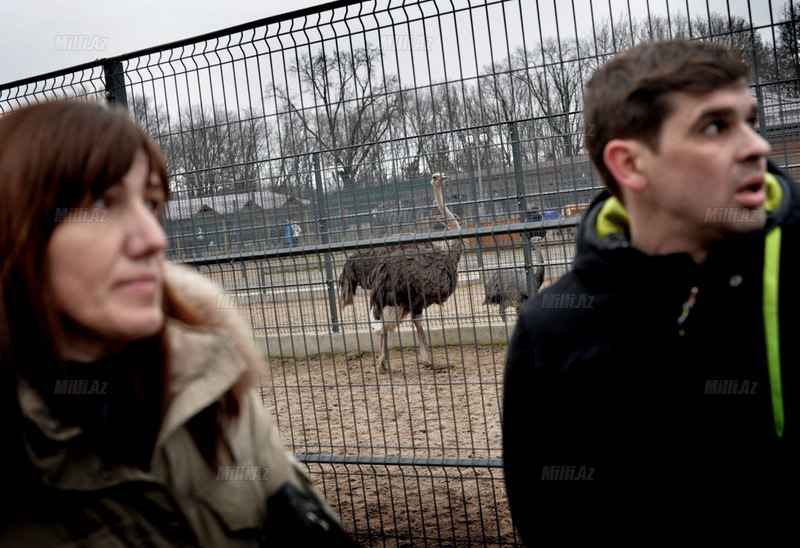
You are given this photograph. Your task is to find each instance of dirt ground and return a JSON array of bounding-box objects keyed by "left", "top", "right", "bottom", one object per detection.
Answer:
[{"left": 260, "top": 344, "right": 520, "bottom": 547}]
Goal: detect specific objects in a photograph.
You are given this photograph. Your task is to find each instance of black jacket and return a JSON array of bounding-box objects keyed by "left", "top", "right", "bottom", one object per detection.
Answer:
[{"left": 502, "top": 163, "right": 800, "bottom": 539}]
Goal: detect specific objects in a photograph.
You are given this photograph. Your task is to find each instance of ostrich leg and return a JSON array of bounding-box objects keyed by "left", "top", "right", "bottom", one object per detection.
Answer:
[
  {"left": 533, "top": 239, "right": 545, "bottom": 294},
  {"left": 377, "top": 329, "right": 390, "bottom": 373},
  {"left": 414, "top": 313, "right": 450, "bottom": 370},
  {"left": 412, "top": 314, "right": 432, "bottom": 367}
]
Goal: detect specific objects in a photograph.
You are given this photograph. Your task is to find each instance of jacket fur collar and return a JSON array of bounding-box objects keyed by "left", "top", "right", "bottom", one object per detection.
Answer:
[{"left": 18, "top": 262, "right": 264, "bottom": 455}]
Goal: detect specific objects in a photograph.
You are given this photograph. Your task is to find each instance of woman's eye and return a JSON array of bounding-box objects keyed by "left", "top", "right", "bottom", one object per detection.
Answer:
[
  {"left": 91, "top": 197, "right": 110, "bottom": 210},
  {"left": 145, "top": 199, "right": 164, "bottom": 213}
]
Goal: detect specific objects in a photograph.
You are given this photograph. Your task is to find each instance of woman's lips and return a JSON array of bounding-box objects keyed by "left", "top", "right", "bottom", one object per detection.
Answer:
[{"left": 116, "top": 276, "right": 158, "bottom": 295}]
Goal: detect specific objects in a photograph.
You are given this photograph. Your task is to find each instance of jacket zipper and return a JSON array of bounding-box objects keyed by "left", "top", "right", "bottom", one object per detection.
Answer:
[{"left": 676, "top": 286, "right": 699, "bottom": 337}]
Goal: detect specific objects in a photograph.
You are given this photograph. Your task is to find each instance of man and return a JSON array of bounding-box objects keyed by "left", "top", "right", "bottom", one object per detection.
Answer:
[
  {"left": 525, "top": 207, "right": 546, "bottom": 239},
  {"left": 503, "top": 39, "right": 800, "bottom": 540}
]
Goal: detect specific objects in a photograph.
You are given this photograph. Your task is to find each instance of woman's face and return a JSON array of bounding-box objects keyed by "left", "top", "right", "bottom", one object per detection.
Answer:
[{"left": 46, "top": 150, "right": 168, "bottom": 361}]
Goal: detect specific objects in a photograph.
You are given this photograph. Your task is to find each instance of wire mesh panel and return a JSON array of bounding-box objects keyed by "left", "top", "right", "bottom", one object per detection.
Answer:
[{"left": 3, "top": 0, "right": 800, "bottom": 545}]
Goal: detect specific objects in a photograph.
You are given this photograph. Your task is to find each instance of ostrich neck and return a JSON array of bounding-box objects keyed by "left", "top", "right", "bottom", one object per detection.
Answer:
[
  {"left": 433, "top": 184, "right": 460, "bottom": 232},
  {"left": 533, "top": 240, "right": 544, "bottom": 262}
]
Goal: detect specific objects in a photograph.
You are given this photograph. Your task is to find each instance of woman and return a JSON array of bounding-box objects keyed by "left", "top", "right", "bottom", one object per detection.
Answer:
[{"left": 0, "top": 100, "right": 354, "bottom": 546}]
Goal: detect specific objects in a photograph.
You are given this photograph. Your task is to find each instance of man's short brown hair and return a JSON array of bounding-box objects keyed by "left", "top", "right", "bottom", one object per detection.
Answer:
[{"left": 583, "top": 39, "right": 751, "bottom": 196}]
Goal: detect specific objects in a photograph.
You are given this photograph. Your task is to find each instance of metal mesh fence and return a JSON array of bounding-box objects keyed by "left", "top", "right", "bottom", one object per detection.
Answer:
[{"left": 3, "top": 0, "right": 800, "bottom": 545}]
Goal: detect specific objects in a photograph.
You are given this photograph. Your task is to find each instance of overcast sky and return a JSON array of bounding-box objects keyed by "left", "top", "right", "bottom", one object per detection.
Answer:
[
  {"left": 1, "top": 0, "right": 782, "bottom": 87},
  {"left": 0, "top": 0, "right": 334, "bottom": 85}
]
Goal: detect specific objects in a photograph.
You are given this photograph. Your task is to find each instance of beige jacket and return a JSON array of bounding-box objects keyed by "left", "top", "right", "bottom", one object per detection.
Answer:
[{"left": 3, "top": 263, "right": 342, "bottom": 547}]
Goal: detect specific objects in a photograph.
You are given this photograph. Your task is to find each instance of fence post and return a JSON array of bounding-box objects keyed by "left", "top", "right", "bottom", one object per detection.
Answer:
[
  {"left": 465, "top": 132, "right": 484, "bottom": 268},
  {"left": 314, "top": 153, "right": 340, "bottom": 332},
  {"left": 509, "top": 121, "right": 537, "bottom": 296},
  {"left": 103, "top": 60, "right": 127, "bottom": 108},
  {"left": 755, "top": 85, "right": 766, "bottom": 136}
]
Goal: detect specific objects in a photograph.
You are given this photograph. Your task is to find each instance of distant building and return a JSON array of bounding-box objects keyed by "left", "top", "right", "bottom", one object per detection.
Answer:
[{"left": 164, "top": 186, "right": 311, "bottom": 259}]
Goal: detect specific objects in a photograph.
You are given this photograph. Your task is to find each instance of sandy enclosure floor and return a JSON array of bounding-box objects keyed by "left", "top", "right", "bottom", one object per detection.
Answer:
[
  {"left": 209, "top": 240, "right": 579, "bottom": 546},
  {"left": 260, "top": 344, "right": 518, "bottom": 547}
]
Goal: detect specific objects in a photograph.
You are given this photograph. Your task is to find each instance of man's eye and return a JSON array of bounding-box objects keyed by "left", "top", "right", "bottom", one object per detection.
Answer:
[{"left": 702, "top": 121, "right": 727, "bottom": 135}]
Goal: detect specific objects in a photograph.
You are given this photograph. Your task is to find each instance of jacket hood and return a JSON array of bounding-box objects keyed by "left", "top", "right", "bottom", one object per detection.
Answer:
[
  {"left": 573, "top": 162, "right": 799, "bottom": 274},
  {"left": 163, "top": 262, "right": 263, "bottom": 389}
]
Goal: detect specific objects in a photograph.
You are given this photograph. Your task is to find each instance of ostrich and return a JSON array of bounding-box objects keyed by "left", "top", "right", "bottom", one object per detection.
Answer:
[
  {"left": 339, "top": 173, "right": 462, "bottom": 373},
  {"left": 483, "top": 239, "right": 545, "bottom": 319}
]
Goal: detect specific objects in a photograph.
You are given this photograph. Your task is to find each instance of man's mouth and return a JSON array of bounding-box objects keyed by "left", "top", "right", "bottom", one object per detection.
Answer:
[{"left": 733, "top": 177, "right": 766, "bottom": 209}]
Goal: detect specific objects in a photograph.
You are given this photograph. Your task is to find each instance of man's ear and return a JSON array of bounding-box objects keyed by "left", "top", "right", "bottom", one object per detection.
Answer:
[{"left": 604, "top": 139, "right": 649, "bottom": 193}]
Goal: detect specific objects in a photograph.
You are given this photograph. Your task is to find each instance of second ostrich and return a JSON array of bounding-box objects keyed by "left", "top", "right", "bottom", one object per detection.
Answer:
[
  {"left": 339, "top": 173, "right": 462, "bottom": 373},
  {"left": 483, "top": 239, "right": 545, "bottom": 319}
]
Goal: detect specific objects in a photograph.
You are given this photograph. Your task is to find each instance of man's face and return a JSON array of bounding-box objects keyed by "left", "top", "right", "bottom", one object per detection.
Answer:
[{"left": 636, "top": 83, "right": 772, "bottom": 245}]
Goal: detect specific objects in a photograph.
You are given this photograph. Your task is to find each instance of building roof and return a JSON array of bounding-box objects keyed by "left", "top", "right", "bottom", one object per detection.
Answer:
[{"left": 165, "top": 187, "right": 310, "bottom": 221}]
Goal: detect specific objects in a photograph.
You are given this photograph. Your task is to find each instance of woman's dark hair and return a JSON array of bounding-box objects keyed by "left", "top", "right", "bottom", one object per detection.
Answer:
[{"left": 0, "top": 100, "right": 178, "bottom": 497}]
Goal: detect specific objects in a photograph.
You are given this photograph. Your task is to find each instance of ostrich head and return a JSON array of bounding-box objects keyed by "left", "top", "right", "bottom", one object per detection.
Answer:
[
  {"left": 430, "top": 173, "right": 448, "bottom": 188},
  {"left": 429, "top": 173, "right": 460, "bottom": 233}
]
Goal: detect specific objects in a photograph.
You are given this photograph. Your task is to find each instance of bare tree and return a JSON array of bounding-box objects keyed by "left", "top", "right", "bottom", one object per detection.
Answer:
[
  {"left": 273, "top": 45, "right": 400, "bottom": 189},
  {"left": 171, "top": 105, "right": 263, "bottom": 197},
  {"left": 473, "top": 53, "right": 539, "bottom": 165},
  {"left": 403, "top": 85, "right": 464, "bottom": 175},
  {"left": 262, "top": 110, "right": 315, "bottom": 196},
  {"left": 517, "top": 38, "right": 584, "bottom": 159},
  {"left": 129, "top": 94, "right": 176, "bottom": 174},
  {"left": 778, "top": 1, "right": 800, "bottom": 93},
  {"left": 691, "top": 12, "right": 776, "bottom": 84}
]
